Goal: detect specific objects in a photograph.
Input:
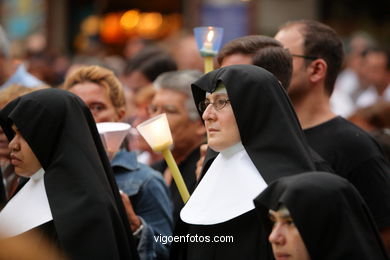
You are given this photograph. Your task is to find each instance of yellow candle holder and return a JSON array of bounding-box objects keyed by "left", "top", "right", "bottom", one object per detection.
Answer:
[
  {"left": 204, "top": 56, "right": 214, "bottom": 74},
  {"left": 136, "top": 114, "right": 190, "bottom": 203}
]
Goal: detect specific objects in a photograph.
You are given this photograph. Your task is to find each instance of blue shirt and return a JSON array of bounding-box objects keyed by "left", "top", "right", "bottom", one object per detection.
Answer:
[
  {"left": 112, "top": 149, "right": 173, "bottom": 260},
  {"left": 1, "top": 64, "right": 44, "bottom": 89}
]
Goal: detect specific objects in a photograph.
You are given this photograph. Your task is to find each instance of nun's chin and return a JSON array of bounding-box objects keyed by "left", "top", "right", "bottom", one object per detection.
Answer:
[
  {"left": 207, "top": 138, "right": 228, "bottom": 152},
  {"left": 208, "top": 139, "right": 241, "bottom": 153}
]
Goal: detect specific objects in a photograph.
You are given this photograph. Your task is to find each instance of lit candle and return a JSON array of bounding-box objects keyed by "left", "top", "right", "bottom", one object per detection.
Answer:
[
  {"left": 136, "top": 114, "right": 190, "bottom": 203},
  {"left": 136, "top": 114, "right": 172, "bottom": 151},
  {"left": 200, "top": 29, "right": 217, "bottom": 57},
  {"left": 194, "top": 26, "right": 223, "bottom": 73}
]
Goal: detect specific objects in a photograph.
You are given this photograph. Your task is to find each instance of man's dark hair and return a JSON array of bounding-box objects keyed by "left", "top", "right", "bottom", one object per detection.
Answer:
[
  {"left": 252, "top": 46, "right": 292, "bottom": 89},
  {"left": 280, "top": 20, "right": 344, "bottom": 95},
  {"left": 124, "top": 46, "right": 177, "bottom": 82},
  {"left": 217, "top": 35, "right": 292, "bottom": 89}
]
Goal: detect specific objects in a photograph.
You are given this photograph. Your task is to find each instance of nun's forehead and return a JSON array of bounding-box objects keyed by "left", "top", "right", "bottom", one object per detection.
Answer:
[{"left": 206, "top": 82, "right": 227, "bottom": 97}]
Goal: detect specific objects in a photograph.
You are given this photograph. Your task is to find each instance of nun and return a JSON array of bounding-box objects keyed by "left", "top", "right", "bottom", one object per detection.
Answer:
[
  {"left": 174, "top": 64, "right": 316, "bottom": 260},
  {"left": 0, "top": 88, "right": 138, "bottom": 260},
  {"left": 254, "top": 172, "right": 389, "bottom": 260}
]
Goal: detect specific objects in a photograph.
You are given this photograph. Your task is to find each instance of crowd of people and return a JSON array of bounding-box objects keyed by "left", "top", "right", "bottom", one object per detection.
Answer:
[{"left": 0, "top": 18, "right": 389, "bottom": 260}]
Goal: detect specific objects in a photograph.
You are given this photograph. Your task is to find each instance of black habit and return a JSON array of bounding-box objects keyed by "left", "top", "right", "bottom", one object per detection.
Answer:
[
  {"left": 254, "top": 172, "right": 390, "bottom": 260},
  {"left": 171, "top": 65, "right": 316, "bottom": 260},
  {"left": 0, "top": 88, "right": 138, "bottom": 260}
]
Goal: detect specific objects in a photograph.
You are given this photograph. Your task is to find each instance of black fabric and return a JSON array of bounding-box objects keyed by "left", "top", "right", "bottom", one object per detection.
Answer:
[
  {"left": 0, "top": 168, "right": 6, "bottom": 207},
  {"left": 0, "top": 88, "right": 138, "bottom": 260},
  {"left": 186, "top": 210, "right": 269, "bottom": 260},
  {"left": 170, "top": 210, "right": 272, "bottom": 260},
  {"left": 254, "top": 172, "right": 389, "bottom": 260},
  {"left": 305, "top": 116, "right": 390, "bottom": 229},
  {"left": 171, "top": 65, "right": 316, "bottom": 260},
  {"left": 29, "top": 221, "right": 59, "bottom": 248},
  {"left": 191, "top": 64, "right": 316, "bottom": 182},
  {"left": 200, "top": 146, "right": 333, "bottom": 182},
  {"left": 152, "top": 147, "right": 199, "bottom": 225}
]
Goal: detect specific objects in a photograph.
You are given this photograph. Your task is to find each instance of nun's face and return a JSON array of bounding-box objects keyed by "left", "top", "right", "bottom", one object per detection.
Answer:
[
  {"left": 8, "top": 125, "right": 41, "bottom": 177},
  {"left": 268, "top": 207, "right": 311, "bottom": 260},
  {"left": 202, "top": 93, "right": 241, "bottom": 152}
]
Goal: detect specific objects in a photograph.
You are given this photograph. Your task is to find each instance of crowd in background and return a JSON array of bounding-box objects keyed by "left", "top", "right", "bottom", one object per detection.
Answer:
[{"left": 0, "top": 18, "right": 389, "bottom": 260}]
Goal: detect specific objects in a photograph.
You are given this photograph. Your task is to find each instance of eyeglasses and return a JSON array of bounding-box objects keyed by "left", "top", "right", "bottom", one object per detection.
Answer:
[
  {"left": 198, "top": 98, "right": 230, "bottom": 112},
  {"left": 291, "top": 54, "right": 318, "bottom": 60}
]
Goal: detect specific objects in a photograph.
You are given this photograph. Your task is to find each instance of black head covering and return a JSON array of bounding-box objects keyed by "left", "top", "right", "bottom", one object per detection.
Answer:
[
  {"left": 191, "top": 64, "right": 316, "bottom": 182},
  {"left": 0, "top": 88, "right": 138, "bottom": 260},
  {"left": 0, "top": 168, "right": 5, "bottom": 207},
  {"left": 254, "top": 172, "right": 389, "bottom": 260}
]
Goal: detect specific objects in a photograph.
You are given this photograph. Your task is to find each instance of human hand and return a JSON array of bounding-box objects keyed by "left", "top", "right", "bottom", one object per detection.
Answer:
[
  {"left": 119, "top": 191, "right": 141, "bottom": 232},
  {"left": 195, "top": 144, "right": 208, "bottom": 181}
]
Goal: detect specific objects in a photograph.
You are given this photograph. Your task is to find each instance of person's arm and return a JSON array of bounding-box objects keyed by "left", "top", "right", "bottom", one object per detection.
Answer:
[
  {"left": 135, "top": 175, "right": 173, "bottom": 260},
  {"left": 120, "top": 191, "right": 142, "bottom": 232},
  {"left": 120, "top": 172, "right": 173, "bottom": 260},
  {"left": 195, "top": 144, "right": 208, "bottom": 181}
]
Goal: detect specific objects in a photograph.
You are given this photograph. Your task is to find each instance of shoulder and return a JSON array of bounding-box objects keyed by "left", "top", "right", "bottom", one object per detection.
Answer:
[
  {"left": 137, "top": 163, "right": 165, "bottom": 183},
  {"left": 113, "top": 151, "right": 165, "bottom": 195},
  {"left": 304, "top": 117, "right": 388, "bottom": 176},
  {"left": 306, "top": 117, "right": 383, "bottom": 156},
  {"left": 12, "top": 64, "right": 44, "bottom": 87},
  {"left": 115, "top": 160, "right": 163, "bottom": 184},
  {"left": 133, "top": 164, "right": 171, "bottom": 204}
]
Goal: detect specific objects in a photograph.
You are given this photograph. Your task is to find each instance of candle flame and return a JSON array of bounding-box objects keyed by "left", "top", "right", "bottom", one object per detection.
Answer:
[{"left": 207, "top": 30, "right": 214, "bottom": 43}]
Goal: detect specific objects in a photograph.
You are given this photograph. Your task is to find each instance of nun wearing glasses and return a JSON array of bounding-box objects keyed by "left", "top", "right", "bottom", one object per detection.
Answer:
[{"left": 171, "top": 64, "right": 317, "bottom": 260}]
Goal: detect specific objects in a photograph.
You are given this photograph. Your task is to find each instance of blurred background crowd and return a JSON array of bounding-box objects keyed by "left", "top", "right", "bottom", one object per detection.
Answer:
[
  {"left": 0, "top": 0, "right": 389, "bottom": 125},
  {"left": 0, "top": 0, "right": 390, "bottom": 259}
]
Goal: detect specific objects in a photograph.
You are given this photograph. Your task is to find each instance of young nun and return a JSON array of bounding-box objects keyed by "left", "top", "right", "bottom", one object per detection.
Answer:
[
  {"left": 254, "top": 172, "right": 390, "bottom": 260},
  {"left": 0, "top": 88, "right": 139, "bottom": 260},
  {"left": 175, "top": 64, "right": 316, "bottom": 260}
]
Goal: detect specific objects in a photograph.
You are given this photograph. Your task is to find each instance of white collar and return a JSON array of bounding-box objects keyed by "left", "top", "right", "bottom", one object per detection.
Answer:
[
  {"left": 220, "top": 141, "right": 245, "bottom": 157},
  {"left": 0, "top": 168, "right": 53, "bottom": 237},
  {"left": 180, "top": 142, "right": 267, "bottom": 224}
]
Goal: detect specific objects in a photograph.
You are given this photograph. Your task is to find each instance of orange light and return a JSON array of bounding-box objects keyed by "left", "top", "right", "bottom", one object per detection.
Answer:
[
  {"left": 137, "top": 12, "right": 163, "bottom": 37},
  {"left": 81, "top": 15, "right": 101, "bottom": 36},
  {"left": 120, "top": 10, "right": 140, "bottom": 30},
  {"left": 99, "top": 11, "right": 181, "bottom": 42},
  {"left": 100, "top": 13, "right": 122, "bottom": 43}
]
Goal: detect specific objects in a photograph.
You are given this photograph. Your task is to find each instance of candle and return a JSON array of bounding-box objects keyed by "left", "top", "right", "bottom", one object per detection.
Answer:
[
  {"left": 194, "top": 26, "right": 224, "bottom": 73},
  {"left": 204, "top": 30, "right": 214, "bottom": 49},
  {"left": 161, "top": 148, "right": 190, "bottom": 203},
  {"left": 136, "top": 114, "right": 190, "bottom": 203},
  {"left": 200, "top": 30, "right": 217, "bottom": 57}
]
